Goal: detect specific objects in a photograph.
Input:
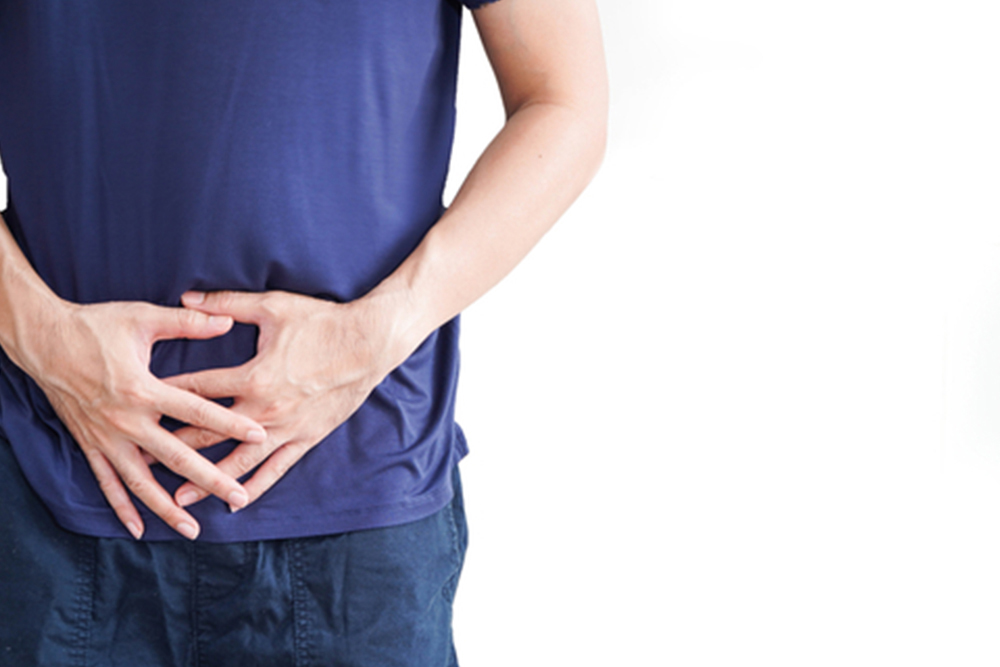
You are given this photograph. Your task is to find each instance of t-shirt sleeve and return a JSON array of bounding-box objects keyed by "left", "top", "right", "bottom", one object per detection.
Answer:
[{"left": 459, "top": 0, "right": 502, "bottom": 9}]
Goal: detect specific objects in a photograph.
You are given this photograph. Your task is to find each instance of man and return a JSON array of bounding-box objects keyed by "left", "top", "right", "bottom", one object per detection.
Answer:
[{"left": 0, "top": 0, "right": 606, "bottom": 663}]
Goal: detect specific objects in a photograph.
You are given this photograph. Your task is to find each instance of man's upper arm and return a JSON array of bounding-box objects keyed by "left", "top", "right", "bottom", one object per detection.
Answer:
[{"left": 471, "top": 0, "right": 608, "bottom": 124}]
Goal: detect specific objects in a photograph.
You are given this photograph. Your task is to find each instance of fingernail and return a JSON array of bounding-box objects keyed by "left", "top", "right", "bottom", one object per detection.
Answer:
[
  {"left": 177, "top": 521, "right": 200, "bottom": 541},
  {"left": 246, "top": 427, "right": 267, "bottom": 443},
  {"left": 208, "top": 315, "right": 230, "bottom": 327},
  {"left": 176, "top": 489, "right": 201, "bottom": 507},
  {"left": 184, "top": 291, "right": 206, "bottom": 304},
  {"left": 228, "top": 504, "right": 241, "bottom": 514},
  {"left": 126, "top": 522, "right": 143, "bottom": 540},
  {"left": 228, "top": 489, "right": 249, "bottom": 509}
]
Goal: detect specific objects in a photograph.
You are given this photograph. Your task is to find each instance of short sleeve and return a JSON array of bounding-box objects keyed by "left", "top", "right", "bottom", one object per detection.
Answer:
[{"left": 460, "top": 0, "right": 502, "bottom": 9}]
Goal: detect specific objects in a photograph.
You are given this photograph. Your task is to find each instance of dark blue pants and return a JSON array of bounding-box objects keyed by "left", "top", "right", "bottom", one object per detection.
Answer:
[{"left": 0, "top": 433, "right": 467, "bottom": 667}]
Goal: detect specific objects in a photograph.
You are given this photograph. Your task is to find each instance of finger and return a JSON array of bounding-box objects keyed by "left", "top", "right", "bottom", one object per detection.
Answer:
[
  {"left": 84, "top": 447, "right": 145, "bottom": 540},
  {"left": 160, "top": 367, "right": 249, "bottom": 400},
  {"left": 138, "top": 425, "right": 250, "bottom": 511},
  {"left": 147, "top": 423, "right": 230, "bottom": 469},
  {"left": 174, "top": 479, "right": 211, "bottom": 508},
  {"left": 241, "top": 441, "right": 313, "bottom": 508},
  {"left": 175, "top": 438, "right": 275, "bottom": 508},
  {"left": 154, "top": 382, "right": 265, "bottom": 442},
  {"left": 176, "top": 440, "right": 305, "bottom": 511},
  {"left": 108, "top": 446, "right": 204, "bottom": 540},
  {"left": 182, "top": 290, "right": 270, "bottom": 324},
  {"left": 171, "top": 425, "right": 231, "bottom": 451},
  {"left": 147, "top": 425, "right": 228, "bottom": 464},
  {"left": 143, "top": 304, "right": 235, "bottom": 343}
]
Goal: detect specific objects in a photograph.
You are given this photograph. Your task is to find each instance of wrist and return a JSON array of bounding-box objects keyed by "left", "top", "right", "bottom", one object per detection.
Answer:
[
  {"left": 0, "top": 269, "right": 75, "bottom": 378},
  {"left": 356, "top": 277, "right": 435, "bottom": 375},
  {"left": 361, "top": 223, "right": 464, "bottom": 370}
]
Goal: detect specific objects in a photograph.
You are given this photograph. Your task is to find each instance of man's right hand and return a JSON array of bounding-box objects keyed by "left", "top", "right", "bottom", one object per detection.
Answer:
[
  {"left": 0, "top": 214, "right": 261, "bottom": 540},
  {"left": 17, "top": 299, "right": 267, "bottom": 541}
]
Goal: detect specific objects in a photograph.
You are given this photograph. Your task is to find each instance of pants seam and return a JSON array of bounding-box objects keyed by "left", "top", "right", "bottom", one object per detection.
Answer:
[
  {"left": 70, "top": 539, "right": 96, "bottom": 667},
  {"left": 191, "top": 544, "right": 201, "bottom": 667},
  {"left": 441, "top": 468, "right": 466, "bottom": 604},
  {"left": 291, "top": 539, "right": 312, "bottom": 667}
]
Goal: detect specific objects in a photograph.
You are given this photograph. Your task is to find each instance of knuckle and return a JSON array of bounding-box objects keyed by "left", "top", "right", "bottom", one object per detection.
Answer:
[
  {"left": 123, "top": 475, "right": 152, "bottom": 499},
  {"left": 129, "top": 305, "right": 158, "bottom": 337},
  {"left": 208, "top": 477, "right": 234, "bottom": 498},
  {"left": 213, "top": 291, "right": 234, "bottom": 310},
  {"left": 97, "top": 474, "right": 120, "bottom": 497},
  {"left": 80, "top": 445, "right": 103, "bottom": 467},
  {"left": 259, "top": 292, "right": 281, "bottom": 314},
  {"left": 272, "top": 449, "right": 300, "bottom": 479},
  {"left": 245, "top": 369, "right": 270, "bottom": 395},
  {"left": 169, "top": 373, "right": 197, "bottom": 395},
  {"left": 176, "top": 308, "right": 199, "bottom": 329},
  {"left": 259, "top": 402, "right": 284, "bottom": 423},
  {"left": 176, "top": 426, "right": 220, "bottom": 449},
  {"left": 170, "top": 427, "right": 197, "bottom": 447},
  {"left": 160, "top": 446, "right": 192, "bottom": 473},
  {"left": 117, "top": 378, "right": 149, "bottom": 404},
  {"left": 188, "top": 399, "right": 215, "bottom": 427},
  {"left": 105, "top": 409, "right": 136, "bottom": 434},
  {"left": 196, "top": 428, "right": 222, "bottom": 447},
  {"left": 126, "top": 302, "right": 152, "bottom": 322},
  {"left": 232, "top": 449, "right": 262, "bottom": 475},
  {"left": 227, "top": 418, "right": 249, "bottom": 440}
]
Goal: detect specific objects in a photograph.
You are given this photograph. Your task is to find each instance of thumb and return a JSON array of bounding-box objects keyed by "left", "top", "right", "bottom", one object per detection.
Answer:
[
  {"left": 145, "top": 305, "right": 234, "bottom": 342},
  {"left": 181, "top": 290, "right": 268, "bottom": 323}
]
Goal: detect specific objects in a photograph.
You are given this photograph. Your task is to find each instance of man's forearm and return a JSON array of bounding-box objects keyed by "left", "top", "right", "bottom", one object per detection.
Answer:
[
  {"left": 370, "top": 98, "right": 607, "bottom": 366},
  {"left": 365, "top": 0, "right": 608, "bottom": 367},
  {"left": 0, "top": 213, "right": 69, "bottom": 376}
]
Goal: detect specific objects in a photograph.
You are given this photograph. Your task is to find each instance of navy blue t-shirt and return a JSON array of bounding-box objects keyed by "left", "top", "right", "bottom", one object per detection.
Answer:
[{"left": 0, "top": 0, "right": 495, "bottom": 541}]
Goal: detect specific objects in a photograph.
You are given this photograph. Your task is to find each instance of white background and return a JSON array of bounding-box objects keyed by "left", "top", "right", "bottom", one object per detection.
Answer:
[
  {"left": 4, "top": 1, "right": 1000, "bottom": 665},
  {"left": 445, "top": 1, "right": 1000, "bottom": 666}
]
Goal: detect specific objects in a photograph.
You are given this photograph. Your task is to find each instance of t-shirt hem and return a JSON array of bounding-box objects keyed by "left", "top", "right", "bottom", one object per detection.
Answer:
[{"left": 48, "top": 474, "right": 460, "bottom": 543}]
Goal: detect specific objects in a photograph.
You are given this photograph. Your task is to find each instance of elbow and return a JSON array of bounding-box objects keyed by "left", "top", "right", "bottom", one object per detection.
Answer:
[
  {"left": 574, "top": 70, "right": 609, "bottom": 181},
  {"left": 588, "top": 107, "right": 608, "bottom": 177},
  {"left": 574, "top": 91, "right": 609, "bottom": 186},
  {"left": 556, "top": 96, "right": 608, "bottom": 190}
]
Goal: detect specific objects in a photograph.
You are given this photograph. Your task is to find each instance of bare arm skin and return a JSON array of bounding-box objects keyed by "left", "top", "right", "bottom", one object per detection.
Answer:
[
  {"left": 0, "top": 216, "right": 267, "bottom": 540},
  {"left": 167, "top": 0, "right": 609, "bottom": 508}
]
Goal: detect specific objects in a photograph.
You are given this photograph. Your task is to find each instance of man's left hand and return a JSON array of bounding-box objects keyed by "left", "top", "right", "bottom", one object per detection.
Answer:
[{"left": 163, "top": 289, "right": 403, "bottom": 509}]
